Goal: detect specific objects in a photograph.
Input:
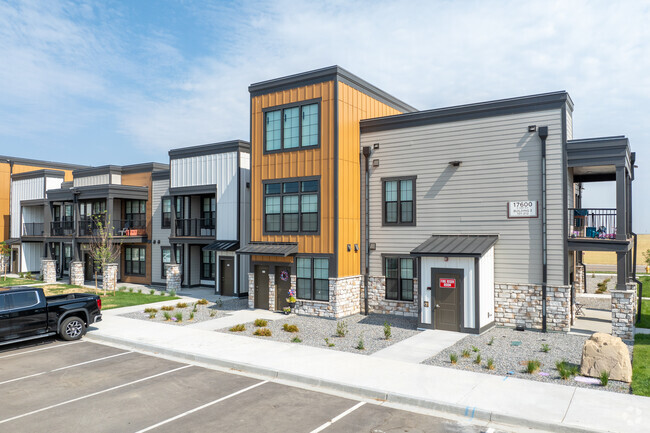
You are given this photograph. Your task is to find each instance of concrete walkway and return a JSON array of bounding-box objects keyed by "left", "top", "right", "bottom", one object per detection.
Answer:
[
  {"left": 371, "top": 329, "right": 465, "bottom": 363},
  {"left": 85, "top": 309, "right": 650, "bottom": 433},
  {"left": 570, "top": 308, "right": 612, "bottom": 336}
]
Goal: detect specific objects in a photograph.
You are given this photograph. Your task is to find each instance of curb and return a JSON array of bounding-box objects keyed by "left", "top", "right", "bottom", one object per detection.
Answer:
[{"left": 86, "top": 333, "right": 611, "bottom": 433}]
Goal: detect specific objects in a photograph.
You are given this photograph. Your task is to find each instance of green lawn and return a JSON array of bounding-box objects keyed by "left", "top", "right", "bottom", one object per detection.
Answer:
[
  {"left": 100, "top": 291, "right": 179, "bottom": 310},
  {"left": 0, "top": 277, "right": 41, "bottom": 287},
  {"left": 632, "top": 334, "right": 650, "bottom": 396}
]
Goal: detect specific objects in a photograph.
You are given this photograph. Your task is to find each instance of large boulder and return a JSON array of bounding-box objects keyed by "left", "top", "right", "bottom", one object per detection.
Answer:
[{"left": 580, "top": 332, "right": 632, "bottom": 383}]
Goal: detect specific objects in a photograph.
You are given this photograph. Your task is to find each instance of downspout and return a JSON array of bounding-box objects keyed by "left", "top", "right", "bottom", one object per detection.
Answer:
[
  {"left": 538, "top": 126, "right": 549, "bottom": 333},
  {"left": 633, "top": 232, "right": 643, "bottom": 322},
  {"left": 362, "top": 146, "right": 372, "bottom": 315}
]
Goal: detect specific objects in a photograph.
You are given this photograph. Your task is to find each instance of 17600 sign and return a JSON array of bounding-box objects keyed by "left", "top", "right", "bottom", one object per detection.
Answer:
[{"left": 507, "top": 201, "right": 538, "bottom": 218}]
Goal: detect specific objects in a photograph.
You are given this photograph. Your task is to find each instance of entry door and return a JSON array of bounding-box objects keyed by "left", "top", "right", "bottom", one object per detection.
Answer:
[
  {"left": 254, "top": 265, "right": 269, "bottom": 309},
  {"left": 275, "top": 266, "right": 291, "bottom": 311},
  {"left": 11, "top": 249, "right": 18, "bottom": 273},
  {"left": 433, "top": 270, "right": 462, "bottom": 332},
  {"left": 220, "top": 257, "right": 235, "bottom": 297}
]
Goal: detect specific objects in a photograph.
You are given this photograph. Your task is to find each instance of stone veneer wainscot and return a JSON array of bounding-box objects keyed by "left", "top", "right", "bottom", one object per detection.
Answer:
[
  {"left": 494, "top": 282, "right": 571, "bottom": 332},
  {"left": 366, "top": 276, "right": 418, "bottom": 317}
]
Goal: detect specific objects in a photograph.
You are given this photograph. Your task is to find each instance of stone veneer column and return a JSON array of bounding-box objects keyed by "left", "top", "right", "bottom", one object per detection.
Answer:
[
  {"left": 166, "top": 263, "right": 181, "bottom": 292},
  {"left": 574, "top": 263, "right": 585, "bottom": 293},
  {"left": 611, "top": 284, "right": 636, "bottom": 340},
  {"left": 69, "top": 261, "right": 84, "bottom": 286},
  {"left": 546, "top": 285, "right": 571, "bottom": 332},
  {"left": 248, "top": 273, "right": 255, "bottom": 309},
  {"left": 102, "top": 263, "right": 118, "bottom": 293},
  {"left": 41, "top": 259, "right": 57, "bottom": 284},
  {"left": 268, "top": 273, "right": 276, "bottom": 311}
]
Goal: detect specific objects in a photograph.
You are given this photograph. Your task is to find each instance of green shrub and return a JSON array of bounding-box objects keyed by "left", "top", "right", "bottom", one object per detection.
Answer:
[
  {"left": 471, "top": 345, "right": 479, "bottom": 353},
  {"left": 556, "top": 360, "right": 579, "bottom": 379},
  {"left": 356, "top": 335, "right": 365, "bottom": 350},
  {"left": 487, "top": 337, "right": 494, "bottom": 346},
  {"left": 526, "top": 360, "right": 541, "bottom": 374},
  {"left": 159, "top": 291, "right": 166, "bottom": 296},
  {"left": 384, "top": 322, "right": 392, "bottom": 340},
  {"left": 197, "top": 298, "right": 209, "bottom": 305},
  {"left": 596, "top": 278, "right": 611, "bottom": 294},
  {"left": 253, "top": 328, "right": 272, "bottom": 336},
  {"left": 176, "top": 302, "right": 188, "bottom": 308},
  {"left": 229, "top": 324, "right": 246, "bottom": 332},
  {"left": 189, "top": 312, "right": 194, "bottom": 320},
  {"left": 487, "top": 358, "right": 495, "bottom": 370},
  {"left": 163, "top": 312, "right": 171, "bottom": 321},
  {"left": 148, "top": 312, "right": 156, "bottom": 319},
  {"left": 324, "top": 337, "right": 335, "bottom": 347},
  {"left": 128, "top": 288, "right": 134, "bottom": 293},
  {"left": 541, "top": 343, "right": 551, "bottom": 353},
  {"left": 215, "top": 299, "right": 223, "bottom": 308},
  {"left": 161, "top": 305, "right": 174, "bottom": 311},
  {"left": 174, "top": 312, "right": 183, "bottom": 322},
  {"left": 209, "top": 311, "right": 216, "bottom": 317},
  {"left": 474, "top": 354, "right": 482, "bottom": 364},
  {"left": 336, "top": 321, "right": 348, "bottom": 337},
  {"left": 450, "top": 353, "right": 458, "bottom": 364},
  {"left": 254, "top": 319, "right": 268, "bottom": 327},
  {"left": 282, "top": 323, "right": 299, "bottom": 333},
  {"left": 25, "top": 272, "right": 32, "bottom": 279},
  {"left": 150, "top": 289, "right": 155, "bottom": 295},
  {"left": 291, "top": 336, "right": 302, "bottom": 343},
  {"left": 144, "top": 307, "right": 158, "bottom": 313},
  {"left": 462, "top": 349, "right": 470, "bottom": 358},
  {"left": 169, "top": 289, "right": 176, "bottom": 296},
  {"left": 600, "top": 371, "right": 609, "bottom": 386}
]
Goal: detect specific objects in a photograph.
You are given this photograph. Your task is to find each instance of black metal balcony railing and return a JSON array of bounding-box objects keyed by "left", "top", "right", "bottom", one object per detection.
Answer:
[
  {"left": 569, "top": 208, "right": 617, "bottom": 239},
  {"left": 113, "top": 217, "right": 147, "bottom": 237},
  {"left": 175, "top": 218, "right": 215, "bottom": 237},
  {"left": 22, "top": 222, "right": 44, "bottom": 236},
  {"left": 51, "top": 220, "right": 74, "bottom": 236}
]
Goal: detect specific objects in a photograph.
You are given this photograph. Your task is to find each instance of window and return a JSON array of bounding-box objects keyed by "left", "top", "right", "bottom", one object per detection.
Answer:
[
  {"left": 162, "top": 198, "right": 171, "bottom": 229},
  {"left": 384, "top": 257, "right": 414, "bottom": 301},
  {"left": 125, "top": 246, "right": 146, "bottom": 276},
  {"left": 383, "top": 177, "right": 415, "bottom": 225},
  {"left": 296, "top": 257, "right": 329, "bottom": 301},
  {"left": 9, "top": 291, "right": 40, "bottom": 309},
  {"left": 201, "top": 251, "right": 215, "bottom": 280},
  {"left": 161, "top": 246, "right": 182, "bottom": 278},
  {"left": 175, "top": 197, "right": 183, "bottom": 219},
  {"left": 201, "top": 197, "right": 215, "bottom": 229},
  {"left": 264, "top": 101, "right": 320, "bottom": 152},
  {"left": 264, "top": 179, "right": 319, "bottom": 234},
  {"left": 125, "top": 200, "right": 146, "bottom": 228}
]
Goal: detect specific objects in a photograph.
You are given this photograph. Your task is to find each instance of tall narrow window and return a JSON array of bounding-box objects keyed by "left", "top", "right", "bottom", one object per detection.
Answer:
[
  {"left": 201, "top": 250, "right": 215, "bottom": 279},
  {"left": 265, "top": 110, "right": 281, "bottom": 151},
  {"left": 264, "top": 101, "right": 320, "bottom": 152},
  {"left": 283, "top": 107, "right": 299, "bottom": 149},
  {"left": 265, "top": 196, "right": 281, "bottom": 232},
  {"left": 296, "top": 258, "right": 311, "bottom": 299},
  {"left": 313, "top": 258, "right": 329, "bottom": 301},
  {"left": 384, "top": 257, "right": 414, "bottom": 301},
  {"left": 382, "top": 177, "right": 416, "bottom": 226},
  {"left": 301, "top": 104, "right": 319, "bottom": 147},
  {"left": 126, "top": 200, "right": 146, "bottom": 228},
  {"left": 162, "top": 198, "right": 171, "bottom": 228},
  {"left": 125, "top": 246, "right": 146, "bottom": 276},
  {"left": 202, "top": 197, "right": 215, "bottom": 230}
]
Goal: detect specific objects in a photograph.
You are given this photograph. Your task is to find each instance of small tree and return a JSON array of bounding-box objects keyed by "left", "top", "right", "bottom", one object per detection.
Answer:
[
  {"left": 643, "top": 249, "right": 650, "bottom": 272},
  {"left": 87, "top": 213, "right": 121, "bottom": 295},
  {"left": 0, "top": 241, "right": 10, "bottom": 281}
]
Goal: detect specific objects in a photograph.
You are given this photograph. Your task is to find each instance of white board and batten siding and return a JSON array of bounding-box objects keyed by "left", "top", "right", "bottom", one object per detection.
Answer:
[
  {"left": 21, "top": 242, "right": 42, "bottom": 272},
  {"left": 362, "top": 108, "right": 566, "bottom": 286},
  {"left": 10, "top": 177, "right": 45, "bottom": 238},
  {"left": 171, "top": 152, "right": 239, "bottom": 240},
  {"left": 151, "top": 177, "right": 171, "bottom": 285},
  {"left": 479, "top": 247, "right": 495, "bottom": 328},
  {"left": 73, "top": 173, "right": 121, "bottom": 187}
]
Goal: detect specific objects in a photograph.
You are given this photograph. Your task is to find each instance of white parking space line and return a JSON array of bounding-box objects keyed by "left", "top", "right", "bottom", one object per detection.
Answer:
[
  {"left": 0, "top": 341, "right": 82, "bottom": 359},
  {"left": 309, "top": 401, "right": 367, "bottom": 433},
  {"left": 0, "top": 365, "right": 192, "bottom": 425},
  {"left": 134, "top": 380, "right": 269, "bottom": 433},
  {"left": 0, "top": 351, "right": 133, "bottom": 386}
]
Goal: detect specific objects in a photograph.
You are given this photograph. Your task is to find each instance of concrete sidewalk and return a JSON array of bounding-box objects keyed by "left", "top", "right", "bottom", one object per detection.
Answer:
[{"left": 86, "top": 311, "right": 650, "bottom": 433}]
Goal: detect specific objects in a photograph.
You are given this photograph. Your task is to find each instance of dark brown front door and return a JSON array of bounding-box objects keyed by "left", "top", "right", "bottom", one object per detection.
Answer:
[
  {"left": 275, "top": 266, "right": 291, "bottom": 311},
  {"left": 433, "top": 270, "right": 461, "bottom": 332},
  {"left": 220, "top": 257, "right": 235, "bottom": 296},
  {"left": 11, "top": 249, "right": 18, "bottom": 273},
  {"left": 254, "top": 265, "right": 269, "bottom": 309}
]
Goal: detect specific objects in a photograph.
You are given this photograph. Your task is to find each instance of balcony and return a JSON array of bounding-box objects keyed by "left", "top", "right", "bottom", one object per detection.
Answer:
[
  {"left": 22, "top": 222, "right": 44, "bottom": 237},
  {"left": 79, "top": 216, "right": 147, "bottom": 237},
  {"left": 51, "top": 220, "right": 74, "bottom": 236},
  {"left": 174, "top": 218, "right": 215, "bottom": 237},
  {"left": 568, "top": 208, "right": 616, "bottom": 240}
]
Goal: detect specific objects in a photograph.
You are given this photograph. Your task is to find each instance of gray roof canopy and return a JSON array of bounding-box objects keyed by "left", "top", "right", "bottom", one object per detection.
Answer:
[
  {"left": 203, "top": 241, "right": 240, "bottom": 252},
  {"left": 411, "top": 235, "right": 498, "bottom": 257},
  {"left": 237, "top": 242, "right": 299, "bottom": 256}
]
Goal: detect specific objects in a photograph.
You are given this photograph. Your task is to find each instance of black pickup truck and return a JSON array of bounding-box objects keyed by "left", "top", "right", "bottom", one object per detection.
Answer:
[{"left": 0, "top": 287, "right": 102, "bottom": 345}]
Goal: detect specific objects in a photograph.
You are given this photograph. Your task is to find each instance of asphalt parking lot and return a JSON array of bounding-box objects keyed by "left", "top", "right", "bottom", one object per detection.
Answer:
[{"left": 0, "top": 338, "right": 503, "bottom": 433}]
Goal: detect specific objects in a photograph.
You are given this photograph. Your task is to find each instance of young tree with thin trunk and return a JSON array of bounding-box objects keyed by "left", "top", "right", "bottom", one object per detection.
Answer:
[
  {"left": 87, "top": 213, "right": 121, "bottom": 295},
  {"left": 0, "top": 241, "right": 10, "bottom": 281}
]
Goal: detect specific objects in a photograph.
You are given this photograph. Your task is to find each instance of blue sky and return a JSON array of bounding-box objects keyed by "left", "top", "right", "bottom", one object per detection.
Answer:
[{"left": 1, "top": 0, "right": 649, "bottom": 231}]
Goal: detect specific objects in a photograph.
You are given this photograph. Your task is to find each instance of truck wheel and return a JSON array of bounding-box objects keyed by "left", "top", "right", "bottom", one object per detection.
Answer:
[{"left": 60, "top": 316, "right": 86, "bottom": 341}]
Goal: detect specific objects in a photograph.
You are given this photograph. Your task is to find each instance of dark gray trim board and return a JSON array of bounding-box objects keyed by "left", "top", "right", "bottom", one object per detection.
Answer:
[
  {"left": 20, "top": 198, "right": 47, "bottom": 206},
  {"left": 121, "top": 162, "right": 168, "bottom": 174},
  {"left": 0, "top": 155, "right": 87, "bottom": 170},
  {"left": 169, "top": 185, "right": 217, "bottom": 195},
  {"left": 562, "top": 105, "right": 569, "bottom": 286},
  {"left": 169, "top": 140, "right": 250, "bottom": 159},
  {"left": 73, "top": 165, "right": 122, "bottom": 178},
  {"left": 152, "top": 170, "right": 170, "bottom": 181},
  {"left": 333, "top": 80, "right": 339, "bottom": 280},
  {"left": 360, "top": 91, "right": 573, "bottom": 134},
  {"left": 248, "top": 65, "right": 416, "bottom": 114},
  {"left": 567, "top": 238, "right": 632, "bottom": 253},
  {"left": 47, "top": 185, "right": 149, "bottom": 201},
  {"left": 11, "top": 169, "right": 65, "bottom": 181}
]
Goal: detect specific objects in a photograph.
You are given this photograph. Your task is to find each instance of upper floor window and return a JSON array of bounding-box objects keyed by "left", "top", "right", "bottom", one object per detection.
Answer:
[
  {"left": 125, "top": 200, "right": 146, "bottom": 228},
  {"left": 264, "top": 178, "right": 319, "bottom": 234},
  {"left": 161, "top": 198, "right": 171, "bottom": 229},
  {"left": 382, "top": 177, "right": 416, "bottom": 226},
  {"left": 264, "top": 101, "right": 320, "bottom": 152}
]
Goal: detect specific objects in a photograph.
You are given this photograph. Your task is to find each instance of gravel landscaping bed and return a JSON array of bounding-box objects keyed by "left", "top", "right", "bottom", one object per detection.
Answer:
[
  {"left": 121, "top": 297, "right": 247, "bottom": 326},
  {"left": 217, "top": 313, "right": 420, "bottom": 355},
  {"left": 423, "top": 327, "right": 631, "bottom": 393}
]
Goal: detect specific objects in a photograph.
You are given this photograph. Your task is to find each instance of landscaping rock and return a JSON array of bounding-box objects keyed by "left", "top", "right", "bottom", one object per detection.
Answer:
[{"left": 580, "top": 332, "right": 632, "bottom": 382}]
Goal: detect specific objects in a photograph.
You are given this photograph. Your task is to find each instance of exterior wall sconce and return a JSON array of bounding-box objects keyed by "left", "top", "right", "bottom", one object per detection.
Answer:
[
  {"left": 528, "top": 125, "right": 537, "bottom": 132},
  {"left": 373, "top": 143, "right": 380, "bottom": 149},
  {"left": 448, "top": 161, "right": 462, "bottom": 167},
  {"left": 372, "top": 159, "right": 380, "bottom": 167},
  {"left": 354, "top": 244, "right": 359, "bottom": 252},
  {"left": 369, "top": 243, "right": 376, "bottom": 250},
  {"left": 347, "top": 244, "right": 351, "bottom": 252}
]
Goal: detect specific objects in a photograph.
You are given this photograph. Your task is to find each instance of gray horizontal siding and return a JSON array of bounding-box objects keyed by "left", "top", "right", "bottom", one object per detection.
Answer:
[{"left": 362, "top": 109, "right": 566, "bottom": 286}]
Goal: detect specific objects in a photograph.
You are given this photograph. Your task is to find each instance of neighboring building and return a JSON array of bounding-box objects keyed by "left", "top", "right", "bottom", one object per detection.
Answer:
[
  {"left": 359, "top": 92, "right": 636, "bottom": 335},
  {"left": 165, "top": 141, "right": 251, "bottom": 295},
  {"left": 239, "top": 66, "right": 416, "bottom": 317}
]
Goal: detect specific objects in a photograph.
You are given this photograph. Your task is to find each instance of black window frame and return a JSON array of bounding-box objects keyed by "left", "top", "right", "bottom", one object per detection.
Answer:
[
  {"left": 124, "top": 246, "right": 146, "bottom": 277},
  {"left": 382, "top": 176, "right": 416, "bottom": 226},
  {"left": 296, "top": 256, "right": 330, "bottom": 301},
  {"left": 263, "top": 176, "right": 320, "bottom": 235},
  {"left": 161, "top": 197, "right": 171, "bottom": 229},
  {"left": 201, "top": 250, "right": 215, "bottom": 280},
  {"left": 263, "top": 99, "right": 321, "bottom": 154},
  {"left": 125, "top": 199, "right": 146, "bottom": 228},
  {"left": 383, "top": 255, "right": 415, "bottom": 302},
  {"left": 160, "top": 245, "right": 182, "bottom": 279}
]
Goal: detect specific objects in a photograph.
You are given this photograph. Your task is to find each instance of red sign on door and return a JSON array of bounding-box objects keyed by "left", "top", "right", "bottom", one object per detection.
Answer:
[{"left": 439, "top": 278, "right": 456, "bottom": 288}]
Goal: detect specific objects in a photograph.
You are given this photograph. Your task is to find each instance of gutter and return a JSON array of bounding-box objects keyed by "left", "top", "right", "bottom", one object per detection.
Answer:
[
  {"left": 362, "top": 146, "right": 371, "bottom": 315},
  {"left": 632, "top": 232, "right": 643, "bottom": 322},
  {"left": 539, "top": 126, "right": 549, "bottom": 332}
]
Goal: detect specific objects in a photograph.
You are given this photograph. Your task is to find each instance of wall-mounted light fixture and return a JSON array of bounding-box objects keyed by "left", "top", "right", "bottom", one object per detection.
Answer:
[
  {"left": 246, "top": 182, "right": 250, "bottom": 188},
  {"left": 347, "top": 244, "right": 351, "bottom": 252},
  {"left": 372, "top": 159, "right": 380, "bottom": 167},
  {"left": 354, "top": 244, "right": 359, "bottom": 252},
  {"left": 448, "top": 161, "right": 462, "bottom": 167},
  {"left": 528, "top": 125, "right": 537, "bottom": 132},
  {"left": 369, "top": 243, "right": 376, "bottom": 250},
  {"left": 373, "top": 143, "right": 380, "bottom": 150}
]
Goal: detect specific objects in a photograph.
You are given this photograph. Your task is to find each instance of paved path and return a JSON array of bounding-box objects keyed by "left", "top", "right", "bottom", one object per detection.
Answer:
[
  {"left": 86, "top": 311, "right": 650, "bottom": 433},
  {"left": 371, "top": 329, "right": 465, "bottom": 363}
]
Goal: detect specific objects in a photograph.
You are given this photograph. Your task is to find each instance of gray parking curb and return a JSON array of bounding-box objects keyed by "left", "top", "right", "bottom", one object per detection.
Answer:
[{"left": 86, "top": 333, "right": 609, "bottom": 433}]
